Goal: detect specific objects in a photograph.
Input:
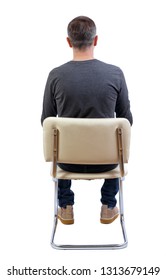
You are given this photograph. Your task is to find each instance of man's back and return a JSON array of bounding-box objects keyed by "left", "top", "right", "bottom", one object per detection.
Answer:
[{"left": 41, "top": 59, "right": 133, "bottom": 125}]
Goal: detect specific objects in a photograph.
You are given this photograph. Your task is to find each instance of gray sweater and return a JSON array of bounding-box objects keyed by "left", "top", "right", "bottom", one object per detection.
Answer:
[{"left": 41, "top": 59, "right": 133, "bottom": 125}]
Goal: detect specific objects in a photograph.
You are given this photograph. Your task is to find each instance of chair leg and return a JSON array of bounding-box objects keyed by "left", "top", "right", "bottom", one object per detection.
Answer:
[
  {"left": 50, "top": 178, "right": 58, "bottom": 248},
  {"left": 119, "top": 178, "right": 128, "bottom": 247},
  {"left": 50, "top": 177, "right": 128, "bottom": 250}
]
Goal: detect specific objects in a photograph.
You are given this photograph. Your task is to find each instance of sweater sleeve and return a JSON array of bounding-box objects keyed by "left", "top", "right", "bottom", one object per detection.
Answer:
[
  {"left": 115, "top": 69, "right": 133, "bottom": 125},
  {"left": 41, "top": 72, "right": 57, "bottom": 125}
]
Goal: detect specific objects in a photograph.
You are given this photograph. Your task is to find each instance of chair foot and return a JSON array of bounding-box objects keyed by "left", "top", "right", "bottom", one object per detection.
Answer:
[
  {"left": 50, "top": 215, "right": 128, "bottom": 250},
  {"left": 50, "top": 177, "right": 128, "bottom": 250}
]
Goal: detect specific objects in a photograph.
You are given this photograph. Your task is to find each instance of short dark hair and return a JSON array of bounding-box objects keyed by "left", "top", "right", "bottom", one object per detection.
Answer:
[{"left": 67, "top": 16, "right": 96, "bottom": 49}]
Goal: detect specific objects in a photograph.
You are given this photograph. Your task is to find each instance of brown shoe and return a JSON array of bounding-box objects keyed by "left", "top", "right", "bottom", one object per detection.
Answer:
[
  {"left": 100, "top": 205, "right": 119, "bottom": 224},
  {"left": 58, "top": 205, "right": 74, "bottom": 225}
]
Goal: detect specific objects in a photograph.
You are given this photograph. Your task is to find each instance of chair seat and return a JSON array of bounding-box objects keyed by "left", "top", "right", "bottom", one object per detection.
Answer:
[{"left": 54, "top": 164, "right": 128, "bottom": 180}]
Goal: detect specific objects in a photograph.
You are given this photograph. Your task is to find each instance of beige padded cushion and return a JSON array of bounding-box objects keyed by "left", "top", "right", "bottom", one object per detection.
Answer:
[
  {"left": 55, "top": 164, "right": 128, "bottom": 180},
  {"left": 43, "top": 117, "right": 131, "bottom": 164}
]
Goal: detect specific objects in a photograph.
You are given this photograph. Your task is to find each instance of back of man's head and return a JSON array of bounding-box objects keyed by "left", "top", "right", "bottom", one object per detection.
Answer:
[{"left": 67, "top": 16, "right": 96, "bottom": 50}]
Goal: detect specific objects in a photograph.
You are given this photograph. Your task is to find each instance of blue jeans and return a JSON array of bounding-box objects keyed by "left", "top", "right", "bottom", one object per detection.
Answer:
[{"left": 58, "top": 163, "right": 119, "bottom": 208}]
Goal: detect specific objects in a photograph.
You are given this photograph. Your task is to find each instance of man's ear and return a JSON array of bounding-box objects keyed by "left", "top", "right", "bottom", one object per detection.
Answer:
[
  {"left": 66, "top": 37, "right": 72, "bottom": 48},
  {"left": 94, "top": 35, "right": 98, "bottom": 46}
]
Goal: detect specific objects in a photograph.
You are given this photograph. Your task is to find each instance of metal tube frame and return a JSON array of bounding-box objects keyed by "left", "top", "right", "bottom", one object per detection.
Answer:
[{"left": 50, "top": 177, "right": 128, "bottom": 250}]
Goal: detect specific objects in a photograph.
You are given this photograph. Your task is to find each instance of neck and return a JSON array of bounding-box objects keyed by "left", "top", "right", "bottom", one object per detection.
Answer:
[{"left": 72, "top": 47, "right": 95, "bottom": 61}]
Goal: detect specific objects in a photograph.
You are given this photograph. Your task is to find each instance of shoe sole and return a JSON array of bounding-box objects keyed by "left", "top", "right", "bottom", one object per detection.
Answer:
[
  {"left": 100, "top": 213, "right": 119, "bottom": 224},
  {"left": 58, "top": 215, "right": 74, "bottom": 225}
]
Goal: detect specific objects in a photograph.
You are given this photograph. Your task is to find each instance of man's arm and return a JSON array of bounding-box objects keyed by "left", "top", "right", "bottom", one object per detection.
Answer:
[
  {"left": 115, "top": 69, "right": 133, "bottom": 125},
  {"left": 41, "top": 72, "right": 57, "bottom": 125}
]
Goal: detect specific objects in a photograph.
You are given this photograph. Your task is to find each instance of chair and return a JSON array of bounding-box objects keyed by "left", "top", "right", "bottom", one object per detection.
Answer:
[{"left": 43, "top": 117, "right": 131, "bottom": 250}]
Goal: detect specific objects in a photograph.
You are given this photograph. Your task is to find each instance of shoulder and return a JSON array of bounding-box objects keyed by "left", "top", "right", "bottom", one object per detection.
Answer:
[
  {"left": 95, "top": 60, "right": 125, "bottom": 83},
  {"left": 48, "top": 61, "right": 71, "bottom": 76},
  {"left": 95, "top": 59, "right": 123, "bottom": 74},
  {"left": 98, "top": 59, "right": 122, "bottom": 70}
]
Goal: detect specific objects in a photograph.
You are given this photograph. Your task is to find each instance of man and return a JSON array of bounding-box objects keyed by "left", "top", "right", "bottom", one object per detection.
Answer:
[{"left": 41, "top": 16, "right": 133, "bottom": 225}]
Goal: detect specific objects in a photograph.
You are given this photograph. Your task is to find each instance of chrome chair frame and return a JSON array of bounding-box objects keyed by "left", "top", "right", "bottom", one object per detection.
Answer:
[{"left": 51, "top": 177, "right": 127, "bottom": 250}]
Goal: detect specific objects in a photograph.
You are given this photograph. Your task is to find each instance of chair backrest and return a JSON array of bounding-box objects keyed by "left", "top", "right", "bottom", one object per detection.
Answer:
[{"left": 43, "top": 117, "right": 131, "bottom": 165}]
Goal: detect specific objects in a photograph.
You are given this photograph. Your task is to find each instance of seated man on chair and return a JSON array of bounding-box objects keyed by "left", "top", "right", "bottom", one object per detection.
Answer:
[{"left": 41, "top": 16, "right": 133, "bottom": 225}]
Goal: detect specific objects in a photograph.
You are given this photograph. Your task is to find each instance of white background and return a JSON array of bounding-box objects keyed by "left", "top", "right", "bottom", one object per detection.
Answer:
[{"left": 0, "top": 0, "right": 166, "bottom": 279}]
